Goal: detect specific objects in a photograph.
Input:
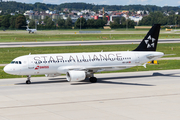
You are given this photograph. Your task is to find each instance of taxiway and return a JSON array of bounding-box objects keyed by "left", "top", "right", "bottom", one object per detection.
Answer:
[
  {"left": 0, "top": 69, "right": 180, "bottom": 120},
  {"left": 0, "top": 39, "right": 180, "bottom": 48}
]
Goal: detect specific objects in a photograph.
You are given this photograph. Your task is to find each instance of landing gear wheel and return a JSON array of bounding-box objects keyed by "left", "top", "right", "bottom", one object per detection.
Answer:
[
  {"left": 26, "top": 75, "right": 31, "bottom": 84},
  {"left": 26, "top": 80, "right": 31, "bottom": 84},
  {"left": 89, "top": 77, "right": 97, "bottom": 83}
]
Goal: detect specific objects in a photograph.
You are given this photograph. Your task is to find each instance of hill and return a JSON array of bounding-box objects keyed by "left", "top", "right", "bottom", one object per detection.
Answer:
[{"left": 0, "top": 1, "right": 180, "bottom": 13}]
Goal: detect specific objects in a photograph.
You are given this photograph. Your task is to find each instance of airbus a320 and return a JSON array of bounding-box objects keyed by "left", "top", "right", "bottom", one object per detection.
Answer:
[{"left": 4, "top": 24, "right": 164, "bottom": 84}]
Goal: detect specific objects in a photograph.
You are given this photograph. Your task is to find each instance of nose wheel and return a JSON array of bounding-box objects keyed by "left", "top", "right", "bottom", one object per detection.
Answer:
[
  {"left": 26, "top": 80, "right": 31, "bottom": 84},
  {"left": 26, "top": 75, "right": 31, "bottom": 84}
]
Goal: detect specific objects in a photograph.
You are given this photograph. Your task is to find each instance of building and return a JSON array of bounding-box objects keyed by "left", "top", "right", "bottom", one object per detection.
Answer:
[{"left": 129, "top": 15, "right": 143, "bottom": 25}]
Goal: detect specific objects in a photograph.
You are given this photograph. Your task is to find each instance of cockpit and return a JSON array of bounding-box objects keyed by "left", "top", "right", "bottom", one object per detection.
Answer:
[{"left": 10, "top": 61, "right": 22, "bottom": 64}]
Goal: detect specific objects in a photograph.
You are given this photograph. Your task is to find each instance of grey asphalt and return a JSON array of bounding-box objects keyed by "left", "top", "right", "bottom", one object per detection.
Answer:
[
  {"left": 0, "top": 39, "right": 180, "bottom": 48},
  {"left": 0, "top": 69, "right": 180, "bottom": 120}
]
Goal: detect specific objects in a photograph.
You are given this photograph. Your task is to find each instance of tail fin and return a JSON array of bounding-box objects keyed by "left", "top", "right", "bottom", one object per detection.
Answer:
[
  {"left": 26, "top": 26, "right": 29, "bottom": 29},
  {"left": 133, "top": 24, "right": 161, "bottom": 51}
]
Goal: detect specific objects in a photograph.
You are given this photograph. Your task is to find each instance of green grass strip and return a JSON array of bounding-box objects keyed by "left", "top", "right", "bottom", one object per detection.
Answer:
[{"left": 0, "top": 33, "right": 179, "bottom": 42}]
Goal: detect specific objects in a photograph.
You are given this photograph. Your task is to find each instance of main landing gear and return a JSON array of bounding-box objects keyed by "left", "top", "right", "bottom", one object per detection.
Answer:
[
  {"left": 89, "top": 77, "right": 97, "bottom": 83},
  {"left": 26, "top": 75, "right": 31, "bottom": 84},
  {"left": 88, "top": 73, "right": 97, "bottom": 83}
]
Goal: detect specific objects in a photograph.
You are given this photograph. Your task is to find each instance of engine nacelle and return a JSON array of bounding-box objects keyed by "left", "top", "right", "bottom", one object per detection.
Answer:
[
  {"left": 45, "top": 73, "right": 61, "bottom": 77},
  {"left": 66, "top": 71, "right": 86, "bottom": 82}
]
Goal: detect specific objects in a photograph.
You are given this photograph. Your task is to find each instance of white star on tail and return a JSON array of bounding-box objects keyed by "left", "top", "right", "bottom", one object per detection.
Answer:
[{"left": 144, "top": 35, "right": 156, "bottom": 48}]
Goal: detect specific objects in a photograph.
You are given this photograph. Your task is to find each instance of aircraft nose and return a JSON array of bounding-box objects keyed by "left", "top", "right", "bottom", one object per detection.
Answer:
[
  {"left": 3, "top": 64, "right": 20, "bottom": 75},
  {"left": 3, "top": 65, "right": 11, "bottom": 74}
]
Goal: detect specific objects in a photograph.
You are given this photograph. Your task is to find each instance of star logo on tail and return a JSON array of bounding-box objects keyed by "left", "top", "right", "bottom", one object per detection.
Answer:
[{"left": 144, "top": 35, "right": 156, "bottom": 48}]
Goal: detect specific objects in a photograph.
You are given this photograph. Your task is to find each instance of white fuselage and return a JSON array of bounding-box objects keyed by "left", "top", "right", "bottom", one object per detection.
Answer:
[
  {"left": 26, "top": 28, "right": 37, "bottom": 33},
  {"left": 4, "top": 51, "right": 164, "bottom": 76}
]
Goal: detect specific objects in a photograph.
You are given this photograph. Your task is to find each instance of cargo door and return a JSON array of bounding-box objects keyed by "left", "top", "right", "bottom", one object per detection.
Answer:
[{"left": 135, "top": 53, "right": 140, "bottom": 64}]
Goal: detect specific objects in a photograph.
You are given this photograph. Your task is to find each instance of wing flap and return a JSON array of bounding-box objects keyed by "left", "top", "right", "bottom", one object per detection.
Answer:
[{"left": 81, "top": 65, "right": 137, "bottom": 70}]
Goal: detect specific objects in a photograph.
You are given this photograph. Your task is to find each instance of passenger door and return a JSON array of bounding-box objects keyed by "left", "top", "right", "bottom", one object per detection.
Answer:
[{"left": 28, "top": 57, "right": 34, "bottom": 69}]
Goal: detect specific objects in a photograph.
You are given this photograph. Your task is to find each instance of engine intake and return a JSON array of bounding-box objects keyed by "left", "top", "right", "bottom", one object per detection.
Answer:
[{"left": 66, "top": 71, "right": 86, "bottom": 82}]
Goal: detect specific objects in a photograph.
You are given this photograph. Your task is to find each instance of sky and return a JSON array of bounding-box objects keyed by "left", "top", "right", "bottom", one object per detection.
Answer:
[{"left": 8, "top": 0, "right": 180, "bottom": 7}]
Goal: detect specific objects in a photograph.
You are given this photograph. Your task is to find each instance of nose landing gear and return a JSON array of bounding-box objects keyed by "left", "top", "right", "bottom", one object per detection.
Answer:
[{"left": 26, "top": 75, "right": 31, "bottom": 84}]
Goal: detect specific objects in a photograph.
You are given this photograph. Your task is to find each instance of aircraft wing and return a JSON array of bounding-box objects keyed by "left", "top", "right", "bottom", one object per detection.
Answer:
[
  {"left": 82, "top": 65, "right": 137, "bottom": 70},
  {"left": 58, "top": 65, "right": 138, "bottom": 73}
]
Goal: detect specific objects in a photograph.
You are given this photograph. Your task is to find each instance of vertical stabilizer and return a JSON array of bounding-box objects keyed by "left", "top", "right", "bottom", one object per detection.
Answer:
[{"left": 134, "top": 24, "right": 161, "bottom": 51}]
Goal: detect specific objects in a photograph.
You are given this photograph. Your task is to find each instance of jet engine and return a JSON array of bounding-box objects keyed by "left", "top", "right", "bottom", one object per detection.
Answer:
[
  {"left": 66, "top": 71, "right": 86, "bottom": 82},
  {"left": 45, "top": 73, "right": 61, "bottom": 77}
]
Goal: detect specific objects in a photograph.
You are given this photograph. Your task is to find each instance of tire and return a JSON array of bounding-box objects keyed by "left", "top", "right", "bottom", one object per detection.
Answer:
[
  {"left": 89, "top": 77, "right": 97, "bottom": 83},
  {"left": 26, "top": 80, "right": 31, "bottom": 84}
]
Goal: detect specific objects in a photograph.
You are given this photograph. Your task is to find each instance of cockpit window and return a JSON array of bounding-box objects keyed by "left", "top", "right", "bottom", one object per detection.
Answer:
[
  {"left": 11, "top": 61, "right": 15, "bottom": 64},
  {"left": 10, "top": 61, "right": 22, "bottom": 64}
]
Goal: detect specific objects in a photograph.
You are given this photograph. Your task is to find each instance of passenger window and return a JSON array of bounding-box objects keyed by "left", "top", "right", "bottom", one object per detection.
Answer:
[
  {"left": 19, "top": 61, "right": 22, "bottom": 64},
  {"left": 15, "top": 61, "right": 18, "bottom": 64}
]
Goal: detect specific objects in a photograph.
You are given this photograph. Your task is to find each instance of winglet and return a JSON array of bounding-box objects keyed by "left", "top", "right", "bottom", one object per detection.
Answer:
[{"left": 142, "top": 63, "right": 147, "bottom": 68}]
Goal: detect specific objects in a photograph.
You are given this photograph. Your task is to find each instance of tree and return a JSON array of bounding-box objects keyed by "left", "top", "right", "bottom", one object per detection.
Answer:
[
  {"left": 110, "top": 17, "right": 121, "bottom": 29},
  {"left": 94, "top": 19, "right": 105, "bottom": 28},
  {"left": 1, "top": 15, "right": 11, "bottom": 28},
  {"left": 46, "top": 17, "right": 54, "bottom": 27},
  {"left": 15, "top": 15, "right": 26, "bottom": 29},
  {"left": 127, "top": 19, "right": 136, "bottom": 28},
  {"left": 114, "top": 17, "right": 120, "bottom": 24},
  {"left": 28, "top": 19, "right": 35, "bottom": 28},
  {"left": 167, "top": 15, "right": 175, "bottom": 25},
  {"left": 177, "top": 15, "right": 180, "bottom": 25},
  {"left": 57, "top": 18, "right": 65, "bottom": 28},
  {"left": 87, "top": 19, "right": 95, "bottom": 28},
  {"left": 9, "top": 15, "right": 17, "bottom": 29},
  {"left": 120, "top": 17, "right": 126, "bottom": 27},
  {"left": 65, "top": 17, "right": 72, "bottom": 29},
  {"left": 103, "top": 16, "right": 108, "bottom": 24},
  {"left": 0, "top": 16, "right": 3, "bottom": 27},
  {"left": 110, "top": 22, "right": 120, "bottom": 28},
  {"left": 139, "top": 11, "right": 167, "bottom": 26},
  {"left": 75, "top": 17, "right": 87, "bottom": 29},
  {"left": 43, "top": 16, "right": 50, "bottom": 25}
]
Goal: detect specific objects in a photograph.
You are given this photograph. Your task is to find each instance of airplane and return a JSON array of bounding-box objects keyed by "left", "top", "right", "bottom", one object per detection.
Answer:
[
  {"left": 26, "top": 26, "right": 37, "bottom": 33},
  {"left": 4, "top": 24, "right": 164, "bottom": 84}
]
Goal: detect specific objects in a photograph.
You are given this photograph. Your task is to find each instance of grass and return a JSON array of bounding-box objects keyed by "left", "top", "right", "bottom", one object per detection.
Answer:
[
  {"left": 0, "top": 31, "right": 179, "bottom": 42},
  {"left": 0, "top": 60, "right": 179, "bottom": 79}
]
